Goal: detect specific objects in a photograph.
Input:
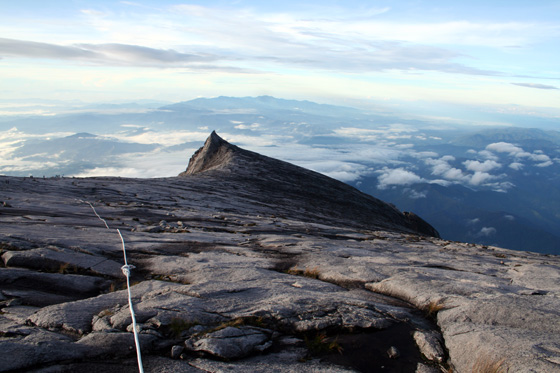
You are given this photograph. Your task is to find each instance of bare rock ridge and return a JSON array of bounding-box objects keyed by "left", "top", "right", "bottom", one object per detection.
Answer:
[
  {"left": 183, "top": 131, "right": 235, "bottom": 175},
  {"left": 181, "top": 131, "right": 439, "bottom": 238}
]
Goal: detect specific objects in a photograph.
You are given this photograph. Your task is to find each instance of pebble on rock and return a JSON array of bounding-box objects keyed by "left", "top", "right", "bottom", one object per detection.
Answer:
[{"left": 387, "top": 346, "right": 400, "bottom": 359}]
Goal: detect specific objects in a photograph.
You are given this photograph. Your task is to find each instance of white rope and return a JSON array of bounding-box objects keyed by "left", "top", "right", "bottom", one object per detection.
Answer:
[{"left": 81, "top": 200, "right": 144, "bottom": 373}]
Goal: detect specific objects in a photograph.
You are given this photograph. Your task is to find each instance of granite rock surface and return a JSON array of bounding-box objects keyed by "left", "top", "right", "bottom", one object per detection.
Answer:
[{"left": 0, "top": 132, "right": 559, "bottom": 372}]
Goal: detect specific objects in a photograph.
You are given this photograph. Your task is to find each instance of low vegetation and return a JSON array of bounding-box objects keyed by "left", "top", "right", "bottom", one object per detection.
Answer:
[
  {"left": 286, "top": 265, "right": 321, "bottom": 279},
  {"left": 304, "top": 332, "right": 343, "bottom": 355},
  {"left": 471, "top": 355, "right": 509, "bottom": 373},
  {"left": 168, "top": 318, "right": 199, "bottom": 338},
  {"left": 425, "top": 299, "right": 446, "bottom": 317}
]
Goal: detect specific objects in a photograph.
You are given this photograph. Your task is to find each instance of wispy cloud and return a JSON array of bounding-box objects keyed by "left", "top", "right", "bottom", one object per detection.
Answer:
[
  {"left": 1, "top": 2, "right": 559, "bottom": 107},
  {"left": 0, "top": 38, "right": 221, "bottom": 68},
  {"left": 0, "top": 38, "right": 97, "bottom": 59},
  {"left": 0, "top": 5, "right": 523, "bottom": 77},
  {"left": 512, "top": 83, "right": 558, "bottom": 90}
]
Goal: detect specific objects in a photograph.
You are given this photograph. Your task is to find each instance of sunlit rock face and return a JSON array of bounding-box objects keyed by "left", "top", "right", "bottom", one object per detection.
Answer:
[{"left": 0, "top": 132, "right": 559, "bottom": 372}]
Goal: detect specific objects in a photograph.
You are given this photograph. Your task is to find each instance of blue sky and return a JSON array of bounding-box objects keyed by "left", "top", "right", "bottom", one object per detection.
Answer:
[{"left": 1, "top": 0, "right": 559, "bottom": 111}]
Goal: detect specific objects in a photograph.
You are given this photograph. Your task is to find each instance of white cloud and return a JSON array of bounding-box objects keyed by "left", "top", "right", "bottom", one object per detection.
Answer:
[
  {"left": 477, "top": 227, "right": 497, "bottom": 237},
  {"left": 72, "top": 167, "right": 144, "bottom": 178},
  {"left": 486, "top": 142, "right": 553, "bottom": 166},
  {"left": 395, "top": 143, "right": 414, "bottom": 149},
  {"left": 477, "top": 150, "right": 499, "bottom": 161},
  {"left": 504, "top": 215, "right": 515, "bottom": 221},
  {"left": 295, "top": 160, "right": 371, "bottom": 182},
  {"left": 0, "top": 128, "right": 75, "bottom": 172},
  {"left": 71, "top": 148, "right": 196, "bottom": 178},
  {"left": 114, "top": 130, "right": 209, "bottom": 146},
  {"left": 467, "top": 218, "right": 480, "bottom": 225},
  {"left": 426, "top": 156, "right": 455, "bottom": 176},
  {"left": 405, "top": 189, "right": 428, "bottom": 199},
  {"left": 536, "top": 160, "right": 553, "bottom": 167},
  {"left": 3, "top": 5, "right": 512, "bottom": 77},
  {"left": 247, "top": 141, "right": 402, "bottom": 170},
  {"left": 424, "top": 154, "right": 507, "bottom": 188},
  {"left": 486, "top": 142, "right": 524, "bottom": 155},
  {"left": 0, "top": 38, "right": 220, "bottom": 68},
  {"left": 234, "top": 123, "right": 261, "bottom": 130},
  {"left": 412, "top": 151, "right": 439, "bottom": 159},
  {"left": 512, "top": 82, "right": 558, "bottom": 90},
  {"left": 377, "top": 167, "right": 424, "bottom": 189},
  {"left": 244, "top": 139, "right": 405, "bottom": 183},
  {"left": 443, "top": 167, "right": 468, "bottom": 181},
  {"left": 431, "top": 179, "right": 452, "bottom": 186},
  {"left": 469, "top": 171, "right": 496, "bottom": 186},
  {"left": 333, "top": 126, "right": 418, "bottom": 142},
  {"left": 492, "top": 181, "right": 515, "bottom": 192},
  {"left": 509, "top": 162, "right": 524, "bottom": 170},
  {"left": 529, "top": 153, "right": 551, "bottom": 162},
  {"left": 463, "top": 159, "right": 501, "bottom": 172}
]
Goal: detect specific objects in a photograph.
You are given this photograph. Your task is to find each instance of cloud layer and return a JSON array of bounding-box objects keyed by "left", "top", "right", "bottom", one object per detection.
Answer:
[
  {"left": 3, "top": 3, "right": 558, "bottom": 78},
  {"left": 512, "top": 83, "right": 558, "bottom": 90},
  {"left": 0, "top": 38, "right": 220, "bottom": 68}
]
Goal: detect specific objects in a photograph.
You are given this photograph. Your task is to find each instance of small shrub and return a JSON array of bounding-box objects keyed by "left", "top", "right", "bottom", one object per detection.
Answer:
[
  {"left": 425, "top": 299, "right": 446, "bottom": 317},
  {"left": 58, "top": 262, "right": 78, "bottom": 274},
  {"left": 169, "top": 318, "right": 199, "bottom": 338},
  {"left": 303, "top": 267, "right": 320, "bottom": 279},
  {"left": 98, "top": 309, "right": 114, "bottom": 317},
  {"left": 201, "top": 316, "right": 266, "bottom": 336},
  {"left": 107, "top": 281, "right": 127, "bottom": 293},
  {"left": 472, "top": 355, "right": 509, "bottom": 373},
  {"left": 287, "top": 265, "right": 300, "bottom": 275},
  {"left": 286, "top": 265, "right": 321, "bottom": 279},
  {"left": 219, "top": 316, "right": 264, "bottom": 329},
  {"left": 272, "top": 258, "right": 299, "bottom": 273},
  {"left": 304, "top": 333, "right": 343, "bottom": 355}
]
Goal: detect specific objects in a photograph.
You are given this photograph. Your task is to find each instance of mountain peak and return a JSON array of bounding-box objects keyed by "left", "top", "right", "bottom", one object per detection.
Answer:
[
  {"left": 180, "top": 132, "right": 439, "bottom": 237},
  {"left": 182, "top": 131, "right": 237, "bottom": 175}
]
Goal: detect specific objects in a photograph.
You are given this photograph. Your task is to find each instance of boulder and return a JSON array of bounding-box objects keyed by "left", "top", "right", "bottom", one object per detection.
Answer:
[
  {"left": 413, "top": 330, "right": 444, "bottom": 363},
  {"left": 185, "top": 326, "right": 273, "bottom": 359},
  {"left": 2, "top": 247, "right": 122, "bottom": 277},
  {"left": 28, "top": 281, "right": 174, "bottom": 335}
]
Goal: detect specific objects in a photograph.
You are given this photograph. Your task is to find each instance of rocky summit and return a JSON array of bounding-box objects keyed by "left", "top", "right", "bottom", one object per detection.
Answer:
[{"left": 0, "top": 132, "right": 559, "bottom": 372}]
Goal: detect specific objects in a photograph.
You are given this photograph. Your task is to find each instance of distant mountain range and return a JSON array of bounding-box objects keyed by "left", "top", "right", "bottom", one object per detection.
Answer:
[
  {"left": 452, "top": 127, "right": 560, "bottom": 149},
  {"left": 1, "top": 95, "right": 559, "bottom": 254}
]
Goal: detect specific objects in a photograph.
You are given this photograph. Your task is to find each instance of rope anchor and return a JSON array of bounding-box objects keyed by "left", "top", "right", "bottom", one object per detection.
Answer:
[{"left": 121, "top": 264, "right": 136, "bottom": 277}]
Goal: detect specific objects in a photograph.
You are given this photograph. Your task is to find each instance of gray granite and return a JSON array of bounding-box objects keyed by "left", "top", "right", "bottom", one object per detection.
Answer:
[{"left": 0, "top": 132, "right": 558, "bottom": 372}]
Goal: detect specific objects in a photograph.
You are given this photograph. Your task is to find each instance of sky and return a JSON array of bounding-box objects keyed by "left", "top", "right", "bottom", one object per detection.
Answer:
[{"left": 1, "top": 0, "right": 560, "bottom": 110}]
